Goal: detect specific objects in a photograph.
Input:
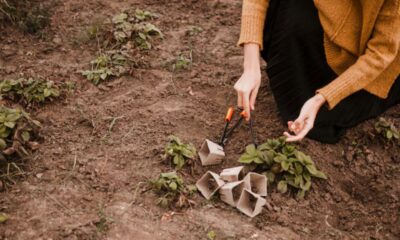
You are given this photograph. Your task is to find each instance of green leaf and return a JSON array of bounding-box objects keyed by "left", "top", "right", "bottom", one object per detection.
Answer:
[
  {"left": 4, "top": 122, "right": 16, "bottom": 129},
  {"left": 160, "top": 172, "right": 178, "bottom": 180},
  {"left": 263, "top": 171, "right": 275, "bottom": 184},
  {"left": 169, "top": 182, "right": 178, "bottom": 191},
  {"left": 0, "top": 214, "right": 8, "bottom": 223},
  {"left": 277, "top": 180, "right": 288, "bottom": 193},
  {"left": 21, "top": 131, "right": 30, "bottom": 142},
  {"left": 207, "top": 231, "right": 216, "bottom": 240},
  {"left": 173, "top": 155, "right": 185, "bottom": 169},
  {"left": 274, "top": 153, "right": 287, "bottom": 163},
  {"left": 245, "top": 144, "right": 257, "bottom": 155},
  {"left": 313, "top": 170, "right": 327, "bottom": 180},
  {"left": 281, "top": 160, "right": 291, "bottom": 171},
  {"left": 297, "top": 190, "right": 306, "bottom": 199},
  {"left": 300, "top": 178, "right": 312, "bottom": 191},
  {"left": 0, "top": 138, "right": 6, "bottom": 150}
]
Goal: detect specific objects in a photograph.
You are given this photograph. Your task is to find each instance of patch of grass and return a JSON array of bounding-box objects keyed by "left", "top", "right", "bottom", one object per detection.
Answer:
[
  {"left": 164, "top": 135, "right": 196, "bottom": 170},
  {"left": 150, "top": 171, "right": 197, "bottom": 208},
  {"left": 0, "top": 78, "right": 60, "bottom": 106},
  {"left": 239, "top": 137, "right": 327, "bottom": 198},
  {"left": 0, "top": 0, "right": 54, "bottom": 34}
]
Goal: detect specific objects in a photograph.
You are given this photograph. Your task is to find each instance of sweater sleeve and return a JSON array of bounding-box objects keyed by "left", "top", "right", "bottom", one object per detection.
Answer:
[
  {"left": 237, "top": 0, "right": 269, "bottom": 50},
  {"left": 317, "top": 0, "right": 400, "bottom": 109}
]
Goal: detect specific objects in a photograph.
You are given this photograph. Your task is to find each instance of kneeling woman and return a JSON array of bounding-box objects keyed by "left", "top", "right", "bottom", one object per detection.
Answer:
[{"left": 234, "top": 0, "right": 400, "bottom": 143}]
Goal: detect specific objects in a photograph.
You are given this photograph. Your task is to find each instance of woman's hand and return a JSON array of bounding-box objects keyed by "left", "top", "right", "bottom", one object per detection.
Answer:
[
  {"left": 284, "top": 94, "right": 326, "bottom": 142},
  {"left": 234, "top": 43, "right": 261, "bottom": 120}
]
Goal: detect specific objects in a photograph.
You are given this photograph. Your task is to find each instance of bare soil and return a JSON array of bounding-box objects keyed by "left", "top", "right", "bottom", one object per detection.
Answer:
[{"left": 0, "top": 0, "right": 399, "bottom": 239}]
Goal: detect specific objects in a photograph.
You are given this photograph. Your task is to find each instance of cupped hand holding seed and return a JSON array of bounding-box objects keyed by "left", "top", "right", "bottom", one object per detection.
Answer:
[{"left": 284, "top": 94, "right": 326, "bottom": 142}]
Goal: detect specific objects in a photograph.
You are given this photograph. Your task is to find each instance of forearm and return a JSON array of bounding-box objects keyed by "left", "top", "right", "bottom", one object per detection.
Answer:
[{"left": 243, "top": 43, "right": 261, "bottom": 72}]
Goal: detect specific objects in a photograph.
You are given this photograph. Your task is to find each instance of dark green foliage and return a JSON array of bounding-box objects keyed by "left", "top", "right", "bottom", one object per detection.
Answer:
[
  {"left": 164, "top": 135, "right": 196, "bottom": 170},
  {"left": 150, "top": 172, "right": 197, "bottom": 208},
  {"left": 0, "top": 78, "right": 60, "bottom": 105},
  {"left": 239, "top": 137, "right": 327, "bottom": 198},
  {"left": 0, "top": 0, "right": 54, "bottom": 33}
]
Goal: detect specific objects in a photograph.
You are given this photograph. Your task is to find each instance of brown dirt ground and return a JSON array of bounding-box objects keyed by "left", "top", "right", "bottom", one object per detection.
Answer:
[{"left": 0, "top": 0, "right": 399, "bottom": 239}]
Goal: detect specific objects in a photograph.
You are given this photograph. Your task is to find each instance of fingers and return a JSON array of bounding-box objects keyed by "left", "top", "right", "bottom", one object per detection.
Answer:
[
  {"left": 250, "top": 87, "right": 259, "bottom": 111},
  {"left": 243, "top": 92, "right": 251, "bottom": 120},
  {"left": 284, "top": 117, "right": 313, "bottom": 142},
  {"left": 237, "top": 91, "right": 243, "bottom": 108}
]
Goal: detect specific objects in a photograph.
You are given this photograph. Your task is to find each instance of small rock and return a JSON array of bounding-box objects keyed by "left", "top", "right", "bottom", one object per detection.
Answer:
[
  {"left": 53, "top": 37, "right": 62, "bottom": 45},
  {"left": 36, "top": 173, "right": 43, "bottom": 179}
]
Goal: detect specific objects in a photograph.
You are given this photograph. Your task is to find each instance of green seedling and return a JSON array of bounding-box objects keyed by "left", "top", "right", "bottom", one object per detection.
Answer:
[
  {"left": 239, "top": 137, "right": 327, "bottom": 198},
  {"left": 0, "top": 78, "right": 60, "bottom": 105},
  {"left": 164, "top": 135, "right": 197, "bottom": 170},
  {"left": 81, "top": 50, "right": 132, "bottom": 85},
  {"left": 172, "top": 54, "right": 192, "bottom": 71},
  {"left": 375, "top": 117, "right": 399, "bottom": 142},
  {"left": 150, "top": 171, "right": 197, "bottom": 208}
]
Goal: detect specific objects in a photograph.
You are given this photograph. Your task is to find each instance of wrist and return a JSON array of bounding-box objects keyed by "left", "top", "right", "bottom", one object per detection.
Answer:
[
  {"left": 314, "top": 93, "right": 326, "bottom": 107},
  {"left": 243, "top": 43, "right": 260, "bottom": 71}
]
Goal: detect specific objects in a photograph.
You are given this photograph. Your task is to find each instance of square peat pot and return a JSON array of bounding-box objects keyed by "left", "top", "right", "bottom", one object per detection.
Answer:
[
  {"left": 244, "top": 172, "right": 267, "bottom": 197},
  {"left": 219, "top": 181, "right": 245, "bottom": 207},
  {"left": 220, "top": 166, "right": 245, "bottom": 182},
  {"left": 196, "top": 171, "right": 225, "bottom": 200},
  {"left": 236, "top": 189, "right": 266, "bottom": 218},
  {"left": 198, "top": 139, "right": 225, "bottom": 166}
]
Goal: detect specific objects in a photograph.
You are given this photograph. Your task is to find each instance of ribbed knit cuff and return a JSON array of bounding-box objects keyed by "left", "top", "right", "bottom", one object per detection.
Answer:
[
  {"left": 237, "top": 0, "right": 269, "bottom": 50},
  {"left": 316, "top": 73, "right": 358, "bottom": 110}
]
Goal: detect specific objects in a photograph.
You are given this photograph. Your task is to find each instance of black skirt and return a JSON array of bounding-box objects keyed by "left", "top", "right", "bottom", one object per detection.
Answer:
[{"left": 261, "top": 0, "right": 400, "bottom": 143}]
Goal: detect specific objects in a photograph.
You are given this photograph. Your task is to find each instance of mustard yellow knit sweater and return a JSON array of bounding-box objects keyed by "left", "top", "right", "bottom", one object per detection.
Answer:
[{"left": 238, "top": 0, "right": 400, "bottom": 109}]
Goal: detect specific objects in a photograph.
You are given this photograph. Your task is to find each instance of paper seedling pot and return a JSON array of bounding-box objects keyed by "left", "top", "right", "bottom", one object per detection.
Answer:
[
  {"left": 219, "top": 181, "right": 245, "bottom": 207},
  {"left": 244, "top": 172, "right": 267, "bottom": 197},
  {"left": 196, "top": 171, "right": 225, "bottom": 200},
  {"left": 199, "top": 139, "right": 225, "bottom": 166},
  {"left": 220, "top": 166, "right": 245, "bottom": 182},
  {"left": 236, "top": 189, "right": 266, "bottom": 218}
]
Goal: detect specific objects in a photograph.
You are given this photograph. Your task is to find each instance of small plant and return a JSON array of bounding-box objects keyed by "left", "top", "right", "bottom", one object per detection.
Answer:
[
  {"left": 239, "top": 137, "right": 327, "bottom": 198},
  {"left": 164, "top": 135, "right": 196, "bottom": 170},
  {"left": 375, "top": 117, "right": 399, "bottom": 142},
  {"left": 150, "top": 172, "right": 197, "bottom": 208},
  {"left": 81, "top": 50, "right": 133, "bottom": 85},
  {"left": 106, "top": 8, "right": 163, "bottom": 49},
  {"left": 0, "top": 78, "right": 60, "bottom": 105},
  {"left": 172, "top": 53, "right": 192, "bottom": 71},
  {"left": 0, "top": 106, "right": 41, "bottom": 160}
]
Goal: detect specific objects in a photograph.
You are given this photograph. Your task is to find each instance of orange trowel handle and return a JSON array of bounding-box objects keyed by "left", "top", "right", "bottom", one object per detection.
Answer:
[{"left": 225, "top": 107, "right": 234, "bottom": 122}]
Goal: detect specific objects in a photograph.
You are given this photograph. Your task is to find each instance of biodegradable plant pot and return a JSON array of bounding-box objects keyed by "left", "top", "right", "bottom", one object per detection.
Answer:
[
  {"left": 219, "top": 181, "right": 245, "bottom": 207},
  {"left": 198, "top": 139, "right": 225, "bottom": 166},
  {"left": 196, "top": 171, "right": 225, "bottom": 200},
  {"left": 236, "top": 189, "right": 266, "bottom": 218},
  {"left": 244, "top": 172, "right": 267, "bottom": 197},
  {"left": 220, "top": 166, "right": 245, "bottom": 182}
]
